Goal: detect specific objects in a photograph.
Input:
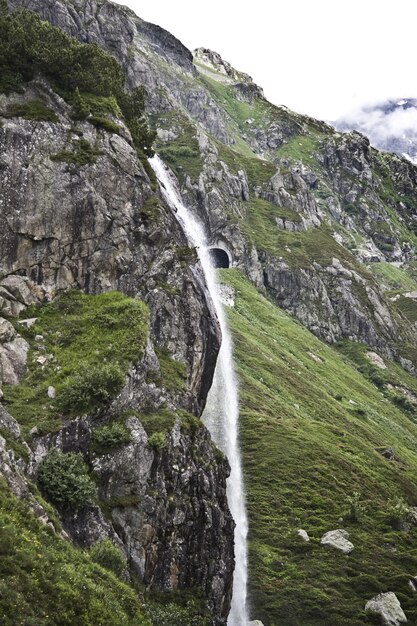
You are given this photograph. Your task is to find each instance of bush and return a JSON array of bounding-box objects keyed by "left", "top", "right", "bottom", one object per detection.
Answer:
[
  {"left": 58, "top": 362, "right": 125, "bottom": 416},
  {"left": 145, "top": 600, "right": 210, "bottom": 626},
  {"left": 0, "top": 6, "right": 155, "bottom": 156},
  {"left": 89, "top": 539, "right": 127, "bottom": 578},
  {"left": 37, "top": 449, "right": 96, "bottom": 510},
  {"left": 386, "top": 496, "right": 412, "bottom": 530},
  {"left": 4, "top": 99, "right": 58, "bottom": 122},
  {"left": 344, "top": 491, "right": 367, "bottom": 522},
  {"left": 51, "top": 138, "right": 100, "bottom": 166},
  {"left": 148, "top": 431, "right": 167, "bottom": 451},
  {"left": 91, "top": 422, "right": 131, "bottom": 455}
]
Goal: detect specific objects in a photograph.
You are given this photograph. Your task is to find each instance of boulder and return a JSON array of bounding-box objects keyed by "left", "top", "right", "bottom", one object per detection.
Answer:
[
  {"left": 320, "top": 529, "right": 354, "bottom": 554},
  {"left": 0, "top": 318, "right": 29, "bottom": 385},
  {"left": 365, "top": 592, "right": 407, "bottom": 625},
  {"left": 297, "top": 529, "right": 310, "bottom": 542}
]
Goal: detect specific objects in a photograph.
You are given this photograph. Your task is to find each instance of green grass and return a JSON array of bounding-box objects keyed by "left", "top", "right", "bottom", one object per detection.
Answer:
[
  {"left": 221, "top": 269, "right": 417, "bottom": 626},
  {"left": 216, "top": 142, "right": 277, "bottom": 186},
  {"left": 3, "top": 291, "right": 148, "bottom": 438},
  {"left": 391, "top": 295, "right": 417, "bottom": 324},
  {"left": 370, "top": 262, "right": 417, "bottom": 292},
  {"left": 275, "top": 133, "right": 324, "bottom": 168},
  {"left": 154, "top": 347, "right": 188, "bottom": 391},
  {"left": 0, "top": 480, "right": 150, "bottom": 626}
]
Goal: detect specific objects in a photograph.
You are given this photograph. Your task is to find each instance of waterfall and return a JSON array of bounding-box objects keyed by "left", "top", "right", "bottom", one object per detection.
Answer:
[{"left": 149, "top": 155, "right": 249, "bottom": 626}]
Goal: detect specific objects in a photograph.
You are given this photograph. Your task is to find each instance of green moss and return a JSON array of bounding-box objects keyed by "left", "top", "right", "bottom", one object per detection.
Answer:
[
  {"left": 3, "top": 291, "right": 148, "bottom": 438},
  {"left": 393, "top": 295, "right": 417, "bottom": 324},
  {"left": 3, "top": 99, "right": 58, "bottom": 122},
  {"left": 0, "top": 480, "right": 150, "bottom": 625},
  {"left": 135, "top": 409, "right": 177, "bottom": 437},
  {"left": 140, "top": 196, "right": 161, "bottom": 222},
  {"left": 158, "top": 127, "right": 202, "bottom": 183},
  {"left": 220, "top": 269, "right": 417, "bottom": 626},
  {"left": 216, "top": 142, "right": 276, "bottom": 187},
  {"left": 89, "top": 539, "right": 127, "bottom": 578},
  {"left": 0, "top": 428, "right": 29, "bottom": 461}
]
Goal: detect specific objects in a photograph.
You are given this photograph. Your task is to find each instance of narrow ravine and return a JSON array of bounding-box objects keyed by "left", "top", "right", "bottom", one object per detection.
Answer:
[{"left": 149, "top": 155, "right": 249, "bottom": 626}]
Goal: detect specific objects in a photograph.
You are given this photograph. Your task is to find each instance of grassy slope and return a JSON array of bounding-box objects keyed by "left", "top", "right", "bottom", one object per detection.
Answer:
[
  {"left": 221, "top": 269, "right": 417, "bottom": 626},
  {"left": 0, "top": 480, "right": 150, "bottom": 626},
  {"left": 3, "top": 291, "right": 148, "bottom": 439}
]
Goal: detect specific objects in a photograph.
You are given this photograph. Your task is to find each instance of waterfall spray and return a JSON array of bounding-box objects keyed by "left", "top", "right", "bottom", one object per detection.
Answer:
[{"left": 149, "top": 156, "right": 249, "bottom": 626}]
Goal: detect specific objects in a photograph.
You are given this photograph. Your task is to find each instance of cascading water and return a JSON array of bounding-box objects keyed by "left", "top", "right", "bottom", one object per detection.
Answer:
[{"left": 149, "top": 155, "right": 249, "bottom": 626}]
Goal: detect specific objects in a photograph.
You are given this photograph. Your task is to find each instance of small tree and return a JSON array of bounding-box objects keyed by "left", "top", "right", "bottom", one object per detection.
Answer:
[{"left": 37, "top": 449, "right": 96, "bottom": 509}]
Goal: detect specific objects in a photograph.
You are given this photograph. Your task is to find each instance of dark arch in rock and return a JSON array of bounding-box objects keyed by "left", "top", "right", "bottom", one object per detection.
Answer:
[{"left": 209, "top": 248, "right": 230, "bottom": 269}]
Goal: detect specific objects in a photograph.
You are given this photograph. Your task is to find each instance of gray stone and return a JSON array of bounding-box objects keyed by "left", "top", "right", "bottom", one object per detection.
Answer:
[
  {"left": 297, "top": 529, "right": 310, "bottom": 542},
  {"left": 18, "top": 318, "right": 38, "bottom": 329},
  {"left": 47, "top": 386, "right": 56, "bottom": 399},
  {"left": 0, "top": 334, "right": 29, "bottom": 385},
  {"left": 0, "top": 318, "right": 16, "bottom": 343},
  {"left": 320, "top": 529, "right": 354, "bottom": 554},
  {"left": 365, "top": 592, "right": 407, "bottom": 625}
]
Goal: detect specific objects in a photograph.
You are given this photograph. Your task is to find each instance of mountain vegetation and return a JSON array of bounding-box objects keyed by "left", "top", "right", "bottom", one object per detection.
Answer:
[{"left": 1, "top": 1, "right": 417, "bottom": 625}]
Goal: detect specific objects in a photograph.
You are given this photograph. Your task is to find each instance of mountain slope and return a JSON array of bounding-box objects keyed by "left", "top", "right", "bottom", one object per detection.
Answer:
[
  {"left": 2, "top": 1, "right": 417, "bottom": 625},
  {"left": 335, "top": 98, "right": 417, "bottom": 164},
  {"left": 223, "top": 269, "right": 417, "bottom": 625}
]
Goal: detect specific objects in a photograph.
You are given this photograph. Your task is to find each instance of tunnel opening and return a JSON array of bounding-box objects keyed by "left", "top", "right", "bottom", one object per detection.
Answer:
[{"left": 209, "top": 247, "right": 230, "bottom": 269}]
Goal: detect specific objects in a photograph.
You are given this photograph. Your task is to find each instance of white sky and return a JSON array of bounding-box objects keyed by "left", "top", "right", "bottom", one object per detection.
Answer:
[{"left": 112, "top": 0, "right": 417, "bottom": 120}]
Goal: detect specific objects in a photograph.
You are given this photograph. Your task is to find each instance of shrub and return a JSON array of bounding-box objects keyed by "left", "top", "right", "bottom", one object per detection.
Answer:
[
  {"left": 145, "top": 600, "right": 210, "bottom": 626},
  {"left": 0, "top": 6, "right": 155, "bottom": 156},
  {"left": 344, "top": 491, "right": 367, "bottom": 522},
  {"left": 37, "top": 449, "right": 96, "bottom": 509},
  {"left": 91, "top": 422, "right": 131, "bottom": 455},
  {"left": 51, "top": 138, "right": 100, "bottom": 166},
  {"left": 89, "top": 115, "right": 121, "bottom": 134},
  {"left": 58, "top": 362, "right": 125, "bottom": 415},
  {"left": 386, "top": 496, "right": 412, "bottom": 530},
  {"left": 4, "top": 99, "right": 58, "bottom": 122},
  {"left": 89, "top": 539, "right": 127, "bottom": 578},
  {"left": 148, "top": 431, "right": 167, "bottom": 451}
]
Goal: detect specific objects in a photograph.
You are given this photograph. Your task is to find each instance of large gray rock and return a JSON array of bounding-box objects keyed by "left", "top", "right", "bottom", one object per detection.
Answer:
[
  {"left": 320, "top": 529, "right": 354, "bottom": 554},
  {"left": 365, "top": 592, "right": 407, "bottom": 625},
  {"left": 30, "top": 415, "right": 234, "bottom": 626},
  {"left": 0, "top": 318, "right": 29, "bottom": 385}
]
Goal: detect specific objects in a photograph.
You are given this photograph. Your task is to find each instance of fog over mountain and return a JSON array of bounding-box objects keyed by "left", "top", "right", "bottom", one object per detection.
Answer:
[{"left": 335, "top": 98, "right": 417, "bottom": 163}]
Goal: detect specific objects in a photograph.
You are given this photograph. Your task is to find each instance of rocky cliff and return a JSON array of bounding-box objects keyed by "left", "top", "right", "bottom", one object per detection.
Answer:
[
  {"left": 3, "top": 1, "right": 417, "bottom": 625},
  {"left": 0, "top": 4, "right": 234, "bottom": 624}
]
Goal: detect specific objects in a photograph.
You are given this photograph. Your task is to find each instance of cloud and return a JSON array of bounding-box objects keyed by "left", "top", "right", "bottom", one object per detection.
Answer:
[{"left": 335, "top": 99, "right": 417, "bottom": 161}]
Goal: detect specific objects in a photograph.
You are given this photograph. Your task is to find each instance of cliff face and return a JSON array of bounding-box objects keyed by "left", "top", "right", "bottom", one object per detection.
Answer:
[
  {"left": 14, "top": 0, "right": 417, "bottom": 368},
  {"left": 0, "top": 5, "right": 235, "bottom": 622},
  {"left": 3, "top": 1, "right": 417, "bottom": 625}
]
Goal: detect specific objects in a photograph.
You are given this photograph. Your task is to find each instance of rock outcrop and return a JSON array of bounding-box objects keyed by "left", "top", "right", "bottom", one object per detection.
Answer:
[
  {"left": 26, "top": 413, "right": 234, "bottom": 624},
  {"left": 365, "top": 592, "right": 407, "bottom": 626},
  {"left": 320, "top": 529, "right": 354, "bottom": 554}
]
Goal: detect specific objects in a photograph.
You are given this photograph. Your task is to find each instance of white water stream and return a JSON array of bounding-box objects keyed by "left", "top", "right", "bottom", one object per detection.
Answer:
[{"left": 149, "top": 155, "right": 249, "bottom": 626}]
